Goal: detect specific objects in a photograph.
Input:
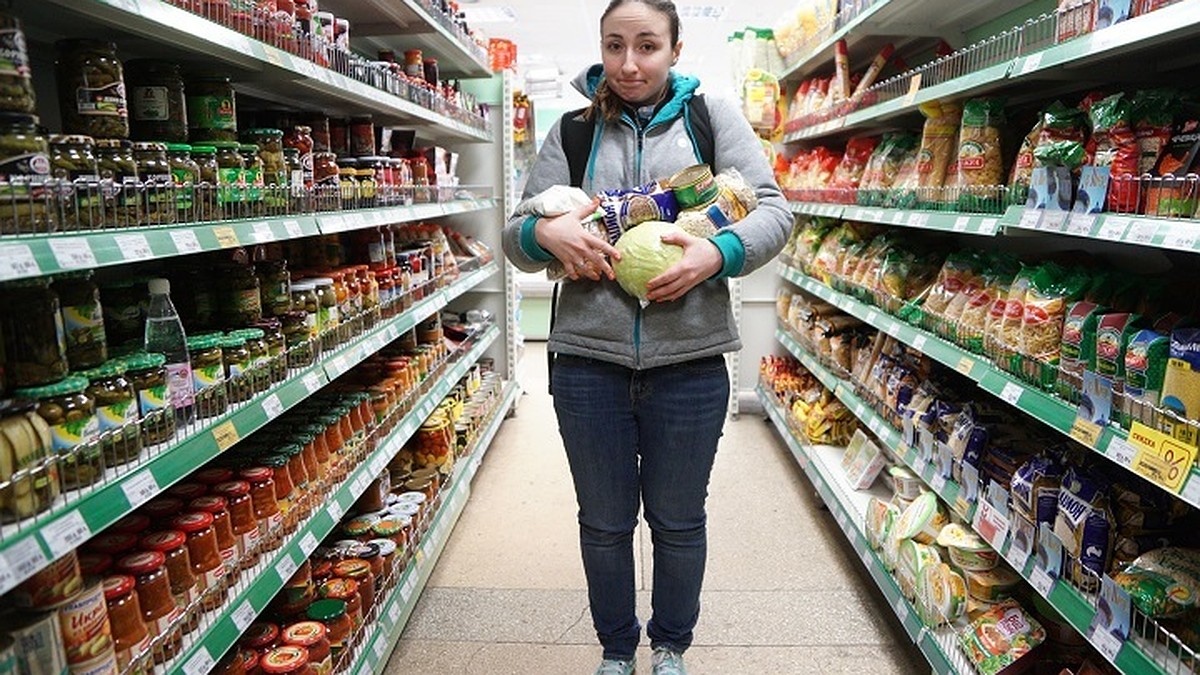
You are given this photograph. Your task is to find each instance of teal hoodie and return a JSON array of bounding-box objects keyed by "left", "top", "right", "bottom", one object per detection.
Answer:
[{"left": 502, "top": 65, "right": 792, "bottom": 369}]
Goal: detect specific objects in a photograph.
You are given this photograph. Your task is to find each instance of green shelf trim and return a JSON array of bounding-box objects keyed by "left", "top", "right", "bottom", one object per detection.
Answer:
[
  {"left": 787, "top": 202, "right": 846, "bottom": 219},
  {"left": 0, "top": 263, "right": 498, "bottom": 596},
  {"left": 1002, "top": 204, "right": 1200, "bottom": 255},
  {"left": 173, "top": 326, "right": 505, "bottom": 674},
  {"left": 841, "top": 205, "right": 1001, "bottom": 235}
]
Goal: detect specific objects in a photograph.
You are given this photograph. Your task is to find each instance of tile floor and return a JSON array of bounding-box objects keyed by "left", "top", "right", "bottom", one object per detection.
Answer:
[{"left": 385, "top": 343, "right": 929, "bottom": 674}]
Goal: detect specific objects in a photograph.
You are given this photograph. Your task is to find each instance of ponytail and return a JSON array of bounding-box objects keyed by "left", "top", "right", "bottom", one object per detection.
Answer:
[{"left": 585, "top": 79, "right": 625, "bottom": 124}]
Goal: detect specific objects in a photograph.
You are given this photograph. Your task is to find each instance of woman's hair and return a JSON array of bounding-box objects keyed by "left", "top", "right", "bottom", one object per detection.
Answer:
[{"left": 587, "top": 0, "right": 681, "bottom": 123}]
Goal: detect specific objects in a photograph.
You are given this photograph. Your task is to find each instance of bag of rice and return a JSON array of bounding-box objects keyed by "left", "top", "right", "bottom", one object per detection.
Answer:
[
  {"left": 1161, "top": 327, "right": 1200, "bottom": 421},
  {"left": 1123, "top": 329, "right": 1170, "bottom": 427}
]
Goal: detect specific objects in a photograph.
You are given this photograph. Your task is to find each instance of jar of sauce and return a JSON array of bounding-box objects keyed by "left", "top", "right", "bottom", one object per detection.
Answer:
[
  {"left": 115, "top": 550, "right": 184, "bottom": 662},
  {"left": 305, "top": 599, "right": 350, "bottom": 664},
  {"left": 139, "top": 529, "right": 198, "bottom": 621},
  {"left": 213, "top": 480, "right": 262, "bottom": 568},
  {"left": 102, "top": 574, "right": 152, "bottom": 673},
  {"left": 171, "top": 511, "right": 228, "bottom": 609}
]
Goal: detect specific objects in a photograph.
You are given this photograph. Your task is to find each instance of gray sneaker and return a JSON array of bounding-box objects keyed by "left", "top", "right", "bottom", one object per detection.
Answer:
[
  {"left": 651, "top": 647, "right": 686, "bottom": 675},
  {"left": 595, "top": 658, "right": 636, "bottom": 675}
]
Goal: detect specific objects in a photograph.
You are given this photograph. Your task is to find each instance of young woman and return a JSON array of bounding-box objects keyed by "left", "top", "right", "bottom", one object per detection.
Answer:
[{"left": 502, "top": 1, "right": 792, "bottom": 673}]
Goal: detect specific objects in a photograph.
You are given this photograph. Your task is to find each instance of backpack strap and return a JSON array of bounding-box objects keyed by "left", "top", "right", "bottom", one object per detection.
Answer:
[
  {"left": 559, "top": 107, "right": 595, "bottom": 189},
  {"left": 688, "top": 94, "right": 716, "bottom": 168}
]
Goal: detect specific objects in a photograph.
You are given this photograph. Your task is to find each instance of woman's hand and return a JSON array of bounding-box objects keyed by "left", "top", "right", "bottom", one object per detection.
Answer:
[
  {"left": 534, "top": 199, "right": 621, "bottom": 281},
  {"left": 644, "top": 229, "right": 725, "bottom": 302}
]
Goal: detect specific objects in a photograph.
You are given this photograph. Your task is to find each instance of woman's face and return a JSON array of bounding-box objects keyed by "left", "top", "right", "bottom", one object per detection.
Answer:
[{"left": 600, "top": 3, "right": 681, "bottom": 106}]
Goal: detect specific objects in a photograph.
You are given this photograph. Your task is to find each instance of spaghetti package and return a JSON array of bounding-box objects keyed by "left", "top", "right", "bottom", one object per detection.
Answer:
[{"left": 1009, "top": 115, "right": 1045, "bottom": 205}]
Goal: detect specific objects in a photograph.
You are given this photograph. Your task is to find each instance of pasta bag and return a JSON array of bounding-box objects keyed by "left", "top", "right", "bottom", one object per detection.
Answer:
[{"left": 954, "top": 97, "right": 1008, "bottom": 211}]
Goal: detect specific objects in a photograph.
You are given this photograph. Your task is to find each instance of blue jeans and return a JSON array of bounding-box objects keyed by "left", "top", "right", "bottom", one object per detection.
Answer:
[{"left": 551, "top": 353, "right": 729, "bottom": 660}]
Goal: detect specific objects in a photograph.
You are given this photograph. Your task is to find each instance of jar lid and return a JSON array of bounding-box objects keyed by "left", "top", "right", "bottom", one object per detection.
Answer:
[
  {"left": 189, "top": 495, "right": 229, "bottom": 513},
  {"left": 186, "top": 334, "right": 222, "bottom": 351},
  {"left": 259, "top": 453, "right": 288, "bottom": 469},
  {"left": 87, "top": 532, "right": 139, "bottom": 554},
  {"left": 77, "top": 553, "right": 113, "bottom": 577},
  {"left": 371, "top": 519, "right": 404, "bottom": 537},
  {"left": 171, "top": 511, "right": 215, "bottom": 532},
  {"left": 76, "top": 359, "right": 128, "bottom": 380},
  {"left": 283, "top": 147, "right": 299, "bottom": 156},
  {"left": 49, "top": 134, "right": 96, "bottom": 146},
  {"left": 343, "top": 517, "right": 376, "bottom": 536},
  {"left": 220, "top": 335, "right": 247, "bottom": 348},
  {"left": 95, "top": 138, "right": 131, "bottom": 150},
  {"left": 278, "top": 443, "right": 303, "bottom": 458},
  {"left": 332, "top": 559, "right": 371, "bottom": 578},
  {"left": 244, "top": 128, "right": 284, "bottom": 138},
  {"left": 237, "top": 649, "right": 259, "bottom": 671},
  {"left": 110, "top": 513, "right": 150, "bottom": 535},
  {"left": 140, "top": 529, "right": 187, "bottom": 551},
  {"left": 290, "top": 281, "right": 315, "bottom": 292},
  {"left": 102, "top": 575, "right": 136, "bottom": 600},
  {"left": 131, "top": 141, "right": 167, "bottom": 152},
  {"left": 318, "top": 577, "right": 358, "bottom": 599},
  {"left": 368, "top": 539, "right": 396, "bottom": 556},
  {"left": 0, "top": 112, "right": 40, "bottom": 127},
  {"left": 190, "top": 145, "right": 218, "bottom": 155},
  {"left": 193, "top": 467, "right": 234, "bottom": 485},
  {"left": 209, "top": 141, "right": 240, "bottom": 149},
  {"left": 166, "top": 481, "right": 207, "bottom": 501},
  {"left": 239, "top": 144, "right": 260, "bottom": 153},
  {"left": 242, "top": 621, "right": 281, "bottom": 649},
  {"left": 121, "top": 352, "right": 167, "bottom": 371},
  {"left": 140, "top": 497, "right": 185, "bottom": 518},
  {"left": 14, "top": 375, "right": 89, "bottom": 399},
  {"left": 212, "top": 479, "right": 251, "bottom": 497},
  {"left": 305, "top": 598, "right": 346, "bottom": 622},
  {"left": 336, "top": 158, "right": 358, "bottom": 168},
  {"left": 239, "top": 467, "right": 274, "bottom": 482},
  {"left": 260, "top": 645, "right": 310, "bottom": 673},
  {"left": 228, "top": 328, "right": 265, "bottom": 341},
  {"left": 0, "top": 397, "right": 36, "bottom": 416},
  {"left": 311, "top": 277, "right": 334, "bottom": 288},
  {"left": 115, "top": 550, "right": 167, "bottom": 574},
  {"left": 281, "top": 621, "right": 326, "bottom": 647}
]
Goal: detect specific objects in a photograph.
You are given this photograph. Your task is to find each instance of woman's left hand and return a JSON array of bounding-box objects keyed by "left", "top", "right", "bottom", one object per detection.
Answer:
[{"left": 644, "top": 230, "right": 725, "bottom": 302}]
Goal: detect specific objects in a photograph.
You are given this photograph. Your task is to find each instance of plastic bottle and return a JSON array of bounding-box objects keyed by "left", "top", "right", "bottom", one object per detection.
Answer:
[{"left": 144, "top": 278, "right": 195, "bottom": 425}]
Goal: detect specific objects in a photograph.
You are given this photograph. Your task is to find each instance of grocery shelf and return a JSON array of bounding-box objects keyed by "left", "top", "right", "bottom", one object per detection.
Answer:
[
  {"left": 33, "top": 0, "right": 491, "bottom": 143},
  {"left": 774, "top": 0, "right": 896, "bottom": 83},
  {"left": 757, "top": 385, "right": 969, "bottom": 675},
  {"left": 170, "top": 326, "right": 507, "bottom": 675},
  {"left": 999, "top": 205, "right": 1200, "bottom": 255},
  {"left": 337, "top": 380, "right": 520, "bottom": 674},
  {"left": 838, "top": 204, "right": 1001, "bottom": 236},
  {"left": 770, "top": 331, "right": 1168, "bottom": 675},
  {"left": 787, "top": 202, "right": 845, "bottom": 219},
  {"left": 0, "top": 262, "right": 498, "bottom": 597},
  {"left": 0, "top": 198, "right": 497, "bottom": 283},
  {"left": 774, "top": 262, "right": 1200, "bottom": 510},
  {"left": 317, "top": 0, "right": 491, "bottom": 79}
]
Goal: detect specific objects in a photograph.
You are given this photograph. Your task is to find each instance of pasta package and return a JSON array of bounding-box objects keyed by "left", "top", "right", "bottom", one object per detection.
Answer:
[
  {"left": 917, "top": 100, "right": 962, "bottom": 190},
  {"left": 1094, "top": 313, "right": 1145, "bottom": 411},
  {"left": 1161, "top": 327, "right": 1200, "bottom": 421},
  {"left": 1054, "top": 467, "right": 1115, "bottom": 589},
  {"left": 1132, "top": 89, "right": 1181, "bottom": 174},
  {"left": 830, "top": 136, "right": 880, "bottom": 193},
  {"left": 1019, "top": 265, "right": 1088, "bottom": 365},
  {"left": 955, "top": 98, "right": 1008, "bottom": 209},
  {"left": 1010, "top": 455, "right": 1064, "bottom": 528},
  {"left": 1057, "top": 301, "right": 1106, "bottom": 399},
  {"left": 1009, "top": 115, "right": 1045, "bottom": 204},
  {"left": 1087, "top": 93, "right": 1140, "bottom": 212}
]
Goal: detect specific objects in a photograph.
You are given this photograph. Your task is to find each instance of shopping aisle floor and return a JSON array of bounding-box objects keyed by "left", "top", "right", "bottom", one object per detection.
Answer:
[{"left": 386, "top": 343, "right": 928, "bottom": 674}]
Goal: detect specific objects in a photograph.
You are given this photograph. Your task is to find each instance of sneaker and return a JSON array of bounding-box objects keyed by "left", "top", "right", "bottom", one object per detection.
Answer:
[
  {"left": 594, "top": 657, "right": 636, "bottom": 675},
  {"left": 651, "top": 647, "right": 686, "bottom": 675}
]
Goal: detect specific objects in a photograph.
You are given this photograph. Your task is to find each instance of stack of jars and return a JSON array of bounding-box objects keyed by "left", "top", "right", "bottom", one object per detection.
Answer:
[{"left": 185, "top": 328, "right": 282, "bottom": 421}]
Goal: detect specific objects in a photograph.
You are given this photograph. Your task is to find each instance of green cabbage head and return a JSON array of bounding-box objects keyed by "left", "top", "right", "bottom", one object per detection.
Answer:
[{"left": 613, "top": 221, "right": 686, "bottom": 300}]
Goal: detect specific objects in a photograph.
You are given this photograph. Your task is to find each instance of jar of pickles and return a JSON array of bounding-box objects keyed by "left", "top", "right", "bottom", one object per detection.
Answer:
[
  {"left": 281, "top": 311, "right": 313, "bottom": 368},
  {"left": 125, "top": 60, "right": 187, "bottom": 143},
  {"left": 240, "top": 143, "right": 265, "bottom": 216},
  {"left": 95, "top": 139, "right": 140, "bottom": 228},
  {"left": 221, "top": 334, "right": 253, "bottom": 404},
  {"left": 212, "top": 141, "right": 245, "bottom": 214},
  {"left": 53, "top": 270, "right": 107, "bottom": 371},
  {"left": 132, "top": 141, "right": 176, "bottom": 225},
  {"left": 55, "top": 39, "right": 129, "bottom": 139},
  {"left": 122, "top": 352, "right": 174, "bottom": 446},
  {"left": 222, "top": 262, "right": 263, "bottom": 326},
  {"left": 187, "top": 334, "right": 227, "bottom": 418},
  {"left": 166, "top": 143, "right": 200, "bottom": 221},
  {"left": 257, "top": 259, "right": 291, "bottom": 318},
  {"left": 290, "top": 281, "right": 319, "bottom": 339},
  {"left": 244, "top": 129, "right": 286, "bottom": 212},
  {"left": 0, "top": 398, "right": 59, "bottom": 522},
  {"left": 79, "top": 359, "right": 141, "bottom": 467},
  {"left": 49, "top": 134, "right": 103, "bottom": 230},
  {"left": 189, "top": 144, "right": 219, "bottom": 220},
  {"left": 251, "top": 318, "right": 287, "bottom": 384},
  {"left": 0, "top": 113, "right": 57, "bottom": 234},
  {"left": 186, "top": 75, "right": 237, "bottom": 143},
  {"left": 15, "top": 375, "right": 102, "bottom": 488},
  {"left": 229, "top": 328, "right": 270, "bottom": 393}
]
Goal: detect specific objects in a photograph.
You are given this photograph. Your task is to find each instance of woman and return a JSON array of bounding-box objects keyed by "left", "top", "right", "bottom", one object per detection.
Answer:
[{"left": 501, "top": 1, "right": 792, "bottom": 673}]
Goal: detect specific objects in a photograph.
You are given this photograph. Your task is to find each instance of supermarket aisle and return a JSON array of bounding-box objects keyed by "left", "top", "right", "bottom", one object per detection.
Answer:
[{"left": 386, "top": 343, "right": 927, "bottom": 673}]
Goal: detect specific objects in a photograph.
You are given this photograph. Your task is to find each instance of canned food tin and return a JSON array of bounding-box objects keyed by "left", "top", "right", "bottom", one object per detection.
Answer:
[
  {"left": 666, "top": 164, "right": 718, "bottom": 209},
  {"left": 56, "top": 580, "right": 118, "bottom": 673}
]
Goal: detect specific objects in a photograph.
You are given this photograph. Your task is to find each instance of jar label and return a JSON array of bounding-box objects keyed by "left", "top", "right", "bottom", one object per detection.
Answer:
[
  {"left": 143, "top": 173, "right": 173, "bottom": 206},
  {"left": 62, "top": 301, "right": 106, "bottom": 358},
  {"left": 304, "top": 311, "right": 317, "bottom": 337},
  {"left": 232, "top": 288, "right": 262, "bottom": 319},
  {"left": 318, "top": 304, "right": 338, "bottom": 330},
  {"left": 0, "top": 152, "right": 50, "bottom": 177},
  {"left": 131, "top": 85, "right": 170, "bottom": 121},
  {"left": 50, "top": 413, "right": 100, "bottom": 452},
  {"left": 170, "top": 168, "right": 195, "bottom": 210},
  {"left": 244, "top": 166, "right": 263, "bottom": 201},
  {"left": 165, "top": 362, "right": 195, "bottom": 409},
  {"left": 202, "top": 564, "right": 226, "bottom": 592},
  {"left": 290, "top": 169, "right": 305, "bottom": 196},
  {"left": 240, "top": 525, "right": 261, "bottom": 553},
  {"left": 219, "top": 545, "right": 237, "bottom": 565},
  {"left": 138, "top": 383, "right": 168, "bottom": 416},
  {"left": 217, "top": 167, "right": 242, "bottom": 204},
  {"left": 150, "top": 606, "right": 184, "bottom": 634},
  {"left": 228, "top": 360, "right": 248, "bottom": 379},
  {"left": 75, "top": 82, "right": 128, "bottom": 118},
  {"left": 0, "top": 28, "right": 31, "bottom": 79},
  {"left": 114, "top": 632, "right": 152, "bottom": 672},
  {"left": 193, "top": 363, "right": 224, "bottom": 392},
  {"left": 186, "top": 94, "right": 236, "bottom": 131},
  {"left": 97, "top": 398, "right": 138, "bottom": 432},
  {"left": 173, "top": 585, "right": 195, "bottom": 609},
  {"left": 368, "top": 242, "right": 385, "bottom": 264},
  {"left": 299, "top": 153, "right": 313, "bottom": 186},
  {"left": 311, "top": 654, "right": 333, "bottom": 675}
]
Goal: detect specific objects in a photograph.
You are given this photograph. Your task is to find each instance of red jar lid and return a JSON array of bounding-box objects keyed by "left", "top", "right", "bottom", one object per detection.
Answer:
[
  {"left": 239, "top": 467, "right": 274, "bottom": 482},
  {"left": 194, "top": 467, "right": 235, "bottom": 485},
  {"left": 213, "top": 480, "right": 251, "bottom": 497},
  {"left": 171, "top": 511, "right": 215, "bottom": 533},
  {"left": 166, "top": 481, "right": 208, "bottom": 501},
  {"left": 332, "top": 559, "right": 370, "bottom": 579},
  {"left": 140, "top": 529, "right": 187, "bottom": 552},
  {"left": 237, "top": 649, "right": 259, "bottom": 672},
  {"left": 87, "top": 533, "right": 139, "bottom": 555},
  {"left": 102, "top": 574, "right": 136, "bottom": 600},
  {"left": 318, "top": 577, "right": 357, "bottom": 600},
  {"left": 77, "top": 553, "right": 113, "bottom": 577},
  {"left": 116, "top": 550, "right": 167, "bottom": 575},
  {"left": 260, "top": 646, "right": 309, "bottom": 674},
  {"left": 109, "top": 513, "right": 150, "bottom": 535},
  {"left": 140, "top": 497, "right": 185, "bottom": 519},
  {"left": 189, "top": 495, "right": 229, "bottom": 513},
  {"left": 281, "top": 621, "right": 326, "bottom": 647},
  {"left": 242, "top": 621, "right": 281, "bottom": 649}
]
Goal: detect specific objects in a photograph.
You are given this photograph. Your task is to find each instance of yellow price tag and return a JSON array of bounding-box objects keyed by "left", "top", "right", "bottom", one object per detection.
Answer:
[
  {"left": 213, "top": 421, "right": 240, "bottom": 451},
  {"left": 1128, "top": 422, "right": 1198, "bottom": 493},
  {"left": 1069, "top": 418, "right": 1103, "bottom": 448},
  {"left": 1163, "top": 415, "right": 1200, "bottom": 449},
  {"left": 956, "top": 357, "right": 974, "bottom": 376},
  {"left": 213, "top": 226, "right": 239, "bottom": 248}
]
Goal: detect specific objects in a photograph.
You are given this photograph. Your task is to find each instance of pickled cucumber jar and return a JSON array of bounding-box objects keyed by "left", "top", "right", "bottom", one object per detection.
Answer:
[
  {"left": 2, "top": 277, "right": 69, "bottom": 387},
  {"left": 0, "top": 397, "right": 60, "bottom": 522},
  {"left": 243, "top": 129, "right": 286, "bottom": 212},
  {"left": 187, "top": 334, "right": 226, "bottom": 419},
  {"left": 220, "top": 335, "right": 252, "bottom": 405},
  {"left": 256, "top": 259, "right": 291, "bottom": 318},
  {"left": 49, "top": 134, "right": 103, "bottom": 230},
  {"left": 311, "top": 277, "right": 338, "bottom": 338},
  {"left": 356, "top": 166, "right": 376, "bottom": 207},
  {"left": 281, "top": 311, "right": 313, "bottom": 368},
  {"left": 283, "top": 147, "right": 306, "bottom": 213},
  {"left": 15, "top": 375, "right": 103, "bottom": 489},
  {"left": 122, "top": 352, "right": 174, "bottom": 446},
  {"left": 0, "top": 13, "right": 36, "bottom": 113},
  {"left": 220, "top": 263, "right": 262, "bottom": 326},
  {"left": 212, "top": 141, "right": 244, "bottom": 216},
  {"left": 125, "top": 60, "right": 187, "bottom": 143},
  {"left": 239, "top": 143, "right": 265, "bottom": 217},
  {"left": 250, "top": 319, "right": 287, "bottom": 384},
  {"left": 0, "top": 113, "right": 56, "bottom": 234},
  {"left": 289, "top": 281, "right": 319, "bottom": 340},
  {"left": 189, "top": 145, "right": 219, "bottom": 221},
  {"left": 53, "top": 270, "right": 107, "bottom": 371},
  {"left": 166, "top": 143, "right": 200, "bottom": 222},
  {"left": 228, "top": 328, "right": 269, "bottom": 393},
  {"left": 95, "top": 139, "right": 140, "bottom": 228},
  {"left": 79, "top": 359, "right": 141, "bottom": 467},
  {"left": 337, "top": 158, "right": 359, "bottom": 208},
  {"left": 186, "top": 75, "right": 237, "bottom": 143},
  {"left": 55, "top": 39, "right": 129, "bottom": 140},
  {"left": 132, "top": 142, "right": 176, "bottom": 225}
]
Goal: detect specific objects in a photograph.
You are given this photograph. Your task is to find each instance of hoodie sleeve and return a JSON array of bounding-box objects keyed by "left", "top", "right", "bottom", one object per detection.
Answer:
[
  {"left": 502, "top": 116, "right": 574, "bottom": 273},
  {"left": 703, "top": 96, "right": 793, "bottom": 278}
]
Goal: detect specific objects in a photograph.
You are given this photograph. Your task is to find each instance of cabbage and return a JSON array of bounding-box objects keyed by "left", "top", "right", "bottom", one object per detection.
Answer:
[{"left": 613, "top": 221, "right": 685, "bottom": 300}]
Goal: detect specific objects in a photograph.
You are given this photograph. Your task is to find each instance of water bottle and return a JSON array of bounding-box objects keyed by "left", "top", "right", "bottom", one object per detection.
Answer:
[{"left": 144, "top": 278, "right": 194, "bottom": 426}]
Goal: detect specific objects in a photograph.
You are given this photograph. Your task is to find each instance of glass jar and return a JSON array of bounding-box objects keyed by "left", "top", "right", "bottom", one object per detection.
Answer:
[
  {"left": 241, "top": 621, "right": 280, "bottom": 660},
  {"left": 319, "top": 412, "right": 345, "bottom": 458},
  {"left": 102, "top": 575, "right": 151, "bottom": 673},
  {"left": 317, "top": 578, "right": 361, "bottom": 629},
  {"left": 212, "top": 140, "right": 245, "bottom": 213},
  {"left": 132, "top": 141, "right": 176, "bottom": 225},
  {"left": 244, "top": 129, "right": 286, "bottom": 212},
  {"left": 280, "top": 311, "right": 313, "bottom": 367},
  {"left": 55, "top": 39, "right": 129, "bottom": 139},
  {"left": 222, "top": 261, "right": 263, "bottom": 325},
  {"left": 283, "top": 125, "right": 313, "bottom": 190},
  {"left": 281, "top": 622, "right": 330, "bottom": 675},
  {"left": 355, "top": 166, "right": 377, "bottom": 207},
  {"left": 305, "top": 599, "right": 350, "bottom": 663},
  {"left": 258, "top": 454, "right": 295, "bottom": 530},
  {"left": 221, "top": 334, "right": 253, "bottom": 404},
  {"left": 165, "top": 481, "right": 206, "bottom": 502},
  {"left": 284, "top": 147, "right": 305, "bottom": 212},
  {"left": 239, "top": 466, "right": 283, "bottom": 536},
  {"left": 110, "top": 513, "right": 149, "bottom": 537},
  {"left": 312, "top": 151, "right": 338, "bottom": 209},
  {"left": 87, "top": 532, "right": 138, "bottom": 559},
  {"left": 122, "top": 352, "right": 174, "bottom": 446},
  {"left": 15, "top": 375, "right": 101, "bottom": 488},
  {"left": 125, "top": 60, "right": 187, "bottom": 143},
  {"left": 328, "top": 117, "right": 348, "bottom": 156},
  {"left": 79, "top": 359, "right": 142, "bottom": 467},
  {"left": 212, "top": 480, "right": 262, "bottom": 568},
  {"left": 189, "top": 495, "right": 239, "bottom": 569},
  {"left": 166, "top": 143, "right": 200, "bottom": 221},
  {"left": 280, "top": 442, "right": 310, "bottom": 493},
  {"left": 240, "top": 143, "right": 265, "bottom": 216},
  {"left": 251, "top": 318, "right": 287, "bottom": 384},
  {"left": 171, "top": 511, "right": 228, "bottom": 609},
  {"left": 95, "top": 139, "right": 140, "bottom": 228},
  {"left": 303, "top": 113, "right": 330, "bottom": 153},
  {"left": 0, "top": 13, "right": 35, "bottom": 113},
  {"left": 0, "top": 113, "right": 56, "bottom": 234},
  {"left": 332, "top": 558, "right": 376, "bottom": 616},
  {"left": 349, "top": 115, "right": 374, "bottom": 157},
  {"left": 140, "top": 497, "right": 183, "bottom": 522},
  {"left": 114, "top": 550, "right": 183, "bottom": 652},
  {"left": 187, "top": 334, "right": 226, "bottom": 418},
  {"left": 257, "top": 259, "right": 291, "bottom": 318},
  {"left": 290, "top": 281, "right": 319, "bottom": 339},
  {"left": 189, "top": 144, "right": 219, "bottom": 221},
  {"left": 48, "top": 134, "right": 103, "bottom": 230},
  {"left": 52, "top": 270, "right": 107, "bottom": 370},
  {"left": 186, "top": 75, "right": 237, "bottom": 143},
  {"left": 336, "top": 158, "right": 358, "bottom": 207},
  {"left": 78, "top": 552, "right": 113, "bottom": 578},
  {"left": 139, "top": 529, "right": 199, "bottom": 613},
  {"left": 260, "top": 645, "right": 311, "bottom": 675},
  {"left": 301, "top": 423, "right": 331, "bottom": 472},
  {"left": 229, "top": 328, "right": 270, "bottom": 393}
]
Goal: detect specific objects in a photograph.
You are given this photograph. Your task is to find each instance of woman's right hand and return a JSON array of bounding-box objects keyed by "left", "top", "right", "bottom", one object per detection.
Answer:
[{"left": 535, "top": 199, "right": 622, "bottom": 281}]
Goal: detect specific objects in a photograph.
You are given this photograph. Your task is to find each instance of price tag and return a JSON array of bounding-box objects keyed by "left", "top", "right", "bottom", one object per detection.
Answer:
[
  {"left": 283, "top": 219, "right": 304, "bottom": 238},
  {"left": 885, "top": 321, "right": 900, "bottom": 338},
  {"left": 956, "top": 356, "right": 975, "bottom": 376},
  {"left": 0, "top": 537, "right": 48, "bottom": 591},
  {"left": 121, "top": 471, "right": 160, "bottom": 510},
  {"left": 893, "top": 597, "right": 910, "bottom": 625},
  {"left": 373, "top": 637, "right": 388, "bottom": 660},
  {"left": 868, "top": 417, "right": 882, "bottom": 435},
  {"left": 1018, "top": 208, "right": 1042, "bottom": 230},
  {"left": 972, "top": 499, "right": 1010, "bottom": 552},
  {"left": 1097, "top": 217, "right": 1130, "bottom": 241},
  {"left": 931, "top": 472, "right": 947, "bottom": 493},
  {"left": 42, "top": 510, "right": 90, "bottom": 558},
  {"left": 1019, "top": 51, "right": 1044, "bottom": 75},
  {"left": 913, "top": 451, "right": 928, "bottom": 475},
  {"left": 114, "top": 233, "right": 153, "bottom": 261},
  {"left": 299, "top": 532, "right": 319, "bottom": 556},
  {"left": 0, "top": 244, "right": 38, "bottom": 280},
  {"left": 1091, "top": 627, "right": 1124, "bottom": 662},
  {"left": 252, "top": 222, "right": 273, "bottom": 243},
  {"left": 952, "top": 216, "right": 970, "bottom": 232},
  {"left": 1106, "top": 437, "right": 1136, "bottom": 468},
  {"left": 49, "top": 238, "right": 97, "bottom": 269},
  {"left": 1030, "top": 566, "right": 1056, "bottom": 596},
  {"left": 833, "top": 507, "right": 847, "bottom": 530},
  {"left": 1000, "top": 382, "right": 1024, "bottom": 406},
  {"left": 261, "top": 393, "right": 284, "bottom": 419},
  {"left": 978, "top": 218, "right": 1000, "bottom": 235},
  {"left": 1127, "top": 421, "right": 1198, "bottom": 492},
  {"left": 1070, "top": 418, "right": 1103, "bottom": 448},
  {"left": 907, "top": 213, "right": 929, "bottom": 228},
  {"left": 183, "top": 647, "right": 215, "bottom": 675},
  {"left": 213, "top": 421, "right": 239, "bottom": 451},
  {"left": 902, "top": 72, "right": 922, "bottom": 106},
  {"left": 865, "top": 310, "right": 878, "bottom": 325},
  {"left": 911, "top": 335, "right": 927, "bottom": 351},
  {"left": 401, "top": 419, "right": 417, "bottom": 438},
  {"left": 1181, "top": 474, "right": 1200, "bottom": 506},
  {"left": 388, "top": 602, "right": 402, "bottom": 624},
  {"left": 213, "top": 226, "right": 240, "bottom": 248},
  {"left": 1127, "top": 220, "right": 1158, "bottom": 245},
  {"left": 399, "top": 577, "right": 414, "bottom": 602},
  {"left": 1008, "top": 517, "right": 1034, "bottom": 572},
  {"left": 275, "top": 553, "right": 298, "bottom": 583},
  {"left": 328, "top": 499, "right": 345, "bottom": 522},
  {"left": 891, "top": 212, "right": 905, "bottom": 225},
  {"left": 169, "top": 230, "right": 203, "bottom": 255},
  {"left": 1067, "top": 213, "right": 1096, "bottom": 235},
  {"left": 231, "top": 600, "right": 257, "bottom": 631},
  {"left": 1164, "top": 227, "right": 1200, "bottom": 251},
  {"left": 302, "top": 372, "right": 322, "bottom": 394}
]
